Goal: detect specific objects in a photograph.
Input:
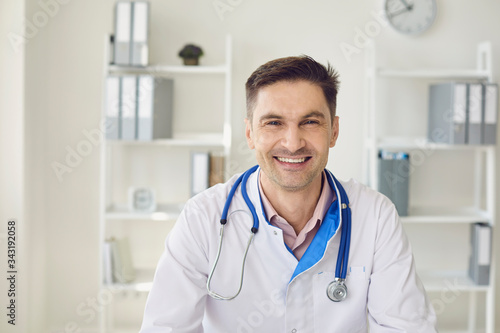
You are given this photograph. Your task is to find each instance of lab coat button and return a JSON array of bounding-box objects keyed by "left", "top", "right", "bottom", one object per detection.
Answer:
[{"left": 291, "top": 329, "right": 297, "bottom": 333}]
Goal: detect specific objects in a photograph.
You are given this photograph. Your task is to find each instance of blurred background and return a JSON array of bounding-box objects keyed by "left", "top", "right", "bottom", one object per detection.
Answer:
[{"left": 1, "top": 0, "right": 499, "bottom": 332}]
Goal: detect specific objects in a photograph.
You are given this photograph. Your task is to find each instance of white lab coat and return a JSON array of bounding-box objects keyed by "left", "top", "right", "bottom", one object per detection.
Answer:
[{"left": 140, "top": 168, "right": 437, "bottom": 333}]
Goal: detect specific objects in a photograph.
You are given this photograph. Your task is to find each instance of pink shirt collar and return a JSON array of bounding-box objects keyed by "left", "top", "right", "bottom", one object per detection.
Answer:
[{"left": 259, "top": 171, "right": 336, "bottom": 260}]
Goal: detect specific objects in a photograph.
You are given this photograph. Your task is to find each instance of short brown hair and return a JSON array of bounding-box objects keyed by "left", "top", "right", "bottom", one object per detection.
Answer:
[{"left": 245, "top": 55, "right": 340, "bottom": 122}]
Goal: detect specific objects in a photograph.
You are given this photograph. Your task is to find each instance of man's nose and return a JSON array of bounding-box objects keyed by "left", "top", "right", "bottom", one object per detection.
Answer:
[{"left": 281, "top": 126, "right": 305, "bottom": 153}]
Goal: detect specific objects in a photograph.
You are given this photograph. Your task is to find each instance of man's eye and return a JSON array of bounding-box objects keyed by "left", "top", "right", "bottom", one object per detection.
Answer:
[
  {"left": 304, "top": 120, "right": 319, "bottom": 125},
  {"left": 267, "top": 121, "right": 281, "bottom": 126}
]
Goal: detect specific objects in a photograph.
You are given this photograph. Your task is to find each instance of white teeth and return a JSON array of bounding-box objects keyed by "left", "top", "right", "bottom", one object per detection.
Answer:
[{"left": 277, "top": 157, "right": 306, "bottom": 163}]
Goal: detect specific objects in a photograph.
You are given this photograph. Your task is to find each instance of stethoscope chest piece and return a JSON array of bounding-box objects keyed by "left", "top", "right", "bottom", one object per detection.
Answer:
[{"left": 327, "top": 278, "right": 348, "bottom": 302}]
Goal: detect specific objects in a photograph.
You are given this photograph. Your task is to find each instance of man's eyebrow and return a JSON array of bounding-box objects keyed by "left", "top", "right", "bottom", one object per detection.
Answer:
[
  {"left": 302, "top": 111, "right": 326, "bottom": 119},
  {"left": 257, "top": 113, "right": 284, "bottom": 122},
  {"left": 257, "top": 111, "right": 326, "bottom": 123}
]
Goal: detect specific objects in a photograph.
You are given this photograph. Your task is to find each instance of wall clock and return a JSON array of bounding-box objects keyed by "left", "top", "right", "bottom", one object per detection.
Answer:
[{"left": 384, "top": 0, "right": 437, "bottom": 35}]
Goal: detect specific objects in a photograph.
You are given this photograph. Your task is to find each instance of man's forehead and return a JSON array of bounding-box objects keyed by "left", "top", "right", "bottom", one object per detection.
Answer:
[{"left": 253, "top": 81, "right": 330, "bottom": 119}]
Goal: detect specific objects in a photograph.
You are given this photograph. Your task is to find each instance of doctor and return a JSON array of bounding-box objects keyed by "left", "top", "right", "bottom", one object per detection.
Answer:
[{"left": 140, "top": 56, "right": 437, "bottom": 332}]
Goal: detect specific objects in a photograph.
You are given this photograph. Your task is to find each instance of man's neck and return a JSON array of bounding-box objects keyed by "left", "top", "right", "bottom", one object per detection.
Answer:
[{"left": 260, "top": 172, "right": 324, "bottom": 235}]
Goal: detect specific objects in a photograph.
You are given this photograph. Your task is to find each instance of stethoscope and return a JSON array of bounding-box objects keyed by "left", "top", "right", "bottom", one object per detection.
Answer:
[{"left": 206, "top": 165, "right": 352, "bottom": 303}]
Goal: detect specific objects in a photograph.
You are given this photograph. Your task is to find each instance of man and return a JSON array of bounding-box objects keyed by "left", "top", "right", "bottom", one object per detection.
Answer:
[{"left": 140, "top": 56, "right": 437, "bottom": 332}]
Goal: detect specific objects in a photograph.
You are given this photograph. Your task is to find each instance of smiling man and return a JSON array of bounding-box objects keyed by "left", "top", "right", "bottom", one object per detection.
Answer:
[{"left": 140, "top": 56, "right": 437, "bottom": 333}]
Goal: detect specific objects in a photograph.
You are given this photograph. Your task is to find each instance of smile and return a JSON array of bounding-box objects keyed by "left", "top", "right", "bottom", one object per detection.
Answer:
[{"left": 276, "top": 157, "right": 308, "bottom": 164}]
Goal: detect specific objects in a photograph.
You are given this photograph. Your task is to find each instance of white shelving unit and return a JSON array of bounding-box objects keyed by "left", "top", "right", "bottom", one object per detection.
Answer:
[
  {"left": 364, "top": 41, "right": 495, "bottom": 332},
  {"left": 98, "top": 35, "right": 232, "bottom": 332}
]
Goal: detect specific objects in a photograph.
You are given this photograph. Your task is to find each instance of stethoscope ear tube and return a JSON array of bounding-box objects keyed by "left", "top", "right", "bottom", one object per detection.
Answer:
[
  {"left": 207, "top": 224, "right": 255, "bottom": 300},
  {"left": 207, "top": 166, "right": 259, "bottom": 301}
]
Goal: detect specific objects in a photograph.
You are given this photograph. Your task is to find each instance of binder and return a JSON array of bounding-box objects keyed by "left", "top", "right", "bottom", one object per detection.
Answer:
[
  {"left": 191, "top": 152, "right": 210, "bottom": 197},
  {"left": 105, "top": 76, "right": 120, "bottom": 140},
  {"left": 137, "top": 76, "right": 174, "bottom": 140},
  {"left": 120, "top": 76, "right": 137, "bottom": 140},
  {"left": 102, "top": 240, "right": 114, "bottom": 285},
  {"left": 209, "top": 153, "right": 225, "bottom": 186},
  {"left": 428, "top": 82, "right": 468, "bottom": 144},
  {"left": 131, "top": 1, "right": 149, "bottom": 66},
  {"left": 483, "top": 83, "right": 498, "bottom": 145},
  {"left": 111, "top": 237, "right": 136, "bottom": 283},
  {"left": 378, "top": 151, "right": 410, "bottom": 216},
  {"left": 468, "top": 223, "right": 491, "bottom": 285},
  {"left": 114, "top": 1, "right": 149, "bottom": 66},
  {"left": 114, "top": 2, "right": 132, "bottom": 65},
  {"left": 468, "top": 83, "right": 483, "bottom": 145}
]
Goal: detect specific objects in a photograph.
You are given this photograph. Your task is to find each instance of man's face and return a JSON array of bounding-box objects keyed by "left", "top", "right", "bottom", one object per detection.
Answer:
[{"left": 245, "top": 80, "right": 339, "bottom": 193}]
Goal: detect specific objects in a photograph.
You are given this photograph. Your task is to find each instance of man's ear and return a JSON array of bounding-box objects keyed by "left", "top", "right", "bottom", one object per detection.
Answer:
[
  {"left": 245, "top": 118, "right": 255, "bottom": 149},
  {"left": 330, "top": 116, "right": 340, "bottom": 148}
]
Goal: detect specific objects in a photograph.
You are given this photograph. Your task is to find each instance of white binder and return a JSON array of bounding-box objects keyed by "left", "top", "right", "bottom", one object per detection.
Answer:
[
  {"left": 114, "top": 1, "right": 149, "bottom": 66},
  {"left": 452, "top": 83, "right": 468, "bottom": 144},
  {"left": 105, "top": 76, "right": 120, "bottom": 140},
  {"left": 137, "top": 76, "right": 154, "bottom": 140},
  {"left": 111, "top": 237, "right": 136, "bottom": 283},
  {"left": 468, "top": 83, "right": 483, "bottom": 145},
  {"left": 483, "top": 83, "right": 498, "bottom": 145},
  {"left": 137, "top": 76, "right": 174, "bottom": 140},
  {"left": 102, "top": 240, "right": 114, "bottom": 284},
  {"left": 191, "top": 152, "right": 210, "bottom": 197},
  {"left": 114, "top": 2, "right": 132, "bottom": 65},
  {"left": 120, "top": 76, "right": 137, "bottom": 140},
  {"left": 131, "top": 2, "right": 149, "bottom": 66},
  {"left": 468, "top": 223, "right": 492, "bottom": 285}
]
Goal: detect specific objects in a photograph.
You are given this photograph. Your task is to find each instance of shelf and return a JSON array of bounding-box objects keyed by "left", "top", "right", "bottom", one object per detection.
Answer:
[
  {"left": 377, "top": 68, "right": 490, "bottom": 80},
  {"left": 400, "top": 206, "right": 490, "bottom": 224},
  {"left": 108, "top": 64, "right": 228, "bottom": 75},
  {"left": 103, "top": 269, "right": 155, "bottom": 292},
  {"left": 106, "top": 203, "right": 183, "bottom": 221},
  {"left": 106, "top": 132, "right": 225, "bottom": 148},
  {"left": 374, "top": 137, "right": 495, "bottom": 152},
  {"left": 100, "top": 33, "right": 233, "bottom": 333},
  {"left": 419, "top": 270, "right": 491, "bottom": 292},
  {"left": 365, "top": 41, "right": 496, "bottom": 333}
]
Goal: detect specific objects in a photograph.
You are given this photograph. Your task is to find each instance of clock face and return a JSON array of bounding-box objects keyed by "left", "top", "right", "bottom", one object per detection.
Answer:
[
  {"left": 385, "top": 0, "right": 437, "bottom": 35},
  {"left": 134, "top": 189, "right": 153, "bottom": 209}
]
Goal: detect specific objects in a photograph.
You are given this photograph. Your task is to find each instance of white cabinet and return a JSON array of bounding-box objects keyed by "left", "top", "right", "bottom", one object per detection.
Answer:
[
  {"left": 98, "top": 35, "right": 232, "bottom": 332},
  {"left": 364, "top": 41, "right": 495, "bottom": 332}
]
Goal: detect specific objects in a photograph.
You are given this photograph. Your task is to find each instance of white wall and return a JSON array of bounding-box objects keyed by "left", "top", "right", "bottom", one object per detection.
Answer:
[
  {"left": 0, "top": 0, "right": 31, "bottom": 332},
  {"left": 5, "top": 0, "right": 500, "bottom": 331}
]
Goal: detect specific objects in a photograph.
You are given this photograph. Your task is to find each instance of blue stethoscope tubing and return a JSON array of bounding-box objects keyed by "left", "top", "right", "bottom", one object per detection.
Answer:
[
  {"left": 325, "top": 169, "right": 351, "bottom": 302},
  {"left": 206, "top": 165, "right": 352, "bottom": 302}
]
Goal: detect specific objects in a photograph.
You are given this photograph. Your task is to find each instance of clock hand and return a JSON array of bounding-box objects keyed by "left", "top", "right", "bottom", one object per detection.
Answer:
[
  {"left": 388, "top": 6, "right": 413, "bottom": 18},
  {"left": 399, "top": 0, "right": 414, "bottom": 10}
]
